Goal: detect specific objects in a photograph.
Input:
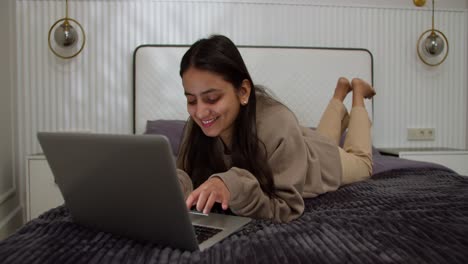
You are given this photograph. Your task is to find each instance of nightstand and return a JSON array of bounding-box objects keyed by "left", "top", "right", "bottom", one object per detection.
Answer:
[
  {"left": 25, "top": 154, "right": 64, "bottom": 221},
  {"left": 378, "top": 148, "right": 468, "bottom": 176}
]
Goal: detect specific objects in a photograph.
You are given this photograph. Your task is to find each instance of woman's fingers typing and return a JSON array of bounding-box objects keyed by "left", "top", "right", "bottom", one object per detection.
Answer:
[
  {"left": 185, "top": 177, "right": 230, "bottom": 214},
  {"left": 204, "top": 192, "right": 218, "bottom": 214},
  {"left": 185, "top": 191, "right": 199, "bottom": 210}
]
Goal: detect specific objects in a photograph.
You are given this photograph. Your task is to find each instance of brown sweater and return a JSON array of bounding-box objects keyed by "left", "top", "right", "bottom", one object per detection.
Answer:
[{"left": 177, "top": 96, "right": 342, "bottom": 222}]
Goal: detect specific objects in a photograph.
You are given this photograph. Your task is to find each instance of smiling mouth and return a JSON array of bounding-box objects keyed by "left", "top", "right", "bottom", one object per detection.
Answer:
[{"left": 201, "top": 117, "right": 218, "bottom": 127}]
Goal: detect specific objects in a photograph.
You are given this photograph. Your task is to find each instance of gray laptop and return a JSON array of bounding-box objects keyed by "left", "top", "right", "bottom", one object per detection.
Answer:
[{"left": 37, "top": 132, "right": 251, "bottom": 251}]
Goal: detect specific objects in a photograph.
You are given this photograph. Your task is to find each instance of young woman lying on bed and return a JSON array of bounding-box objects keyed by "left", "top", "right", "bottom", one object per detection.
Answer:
[{"left": 176, "top": 35, "right": 376, "bottom": 222}]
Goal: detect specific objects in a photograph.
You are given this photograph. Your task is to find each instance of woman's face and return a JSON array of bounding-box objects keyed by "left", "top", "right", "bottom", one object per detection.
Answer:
[{"left": 182, "top": 67, "right": 250, "bottom": 146}]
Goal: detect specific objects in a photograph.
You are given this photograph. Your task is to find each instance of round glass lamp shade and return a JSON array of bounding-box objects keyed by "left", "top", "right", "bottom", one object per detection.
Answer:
[
  {"left": 48, "top": 17, "right": 86, "bottom": 59},
  {"left": 54, "top": 21, "right": 78, "bottom": 47},
  {"left": 416, "top": 29, "right": 449, "bottom": 66},
  {"left": 423, "top": 32, "right": 444, "bottom": 56}
]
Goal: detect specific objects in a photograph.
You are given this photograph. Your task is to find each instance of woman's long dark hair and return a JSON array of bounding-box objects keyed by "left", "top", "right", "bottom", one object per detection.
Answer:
[{"left": 178, "top": 35, "right": 275, "bottom": 197}]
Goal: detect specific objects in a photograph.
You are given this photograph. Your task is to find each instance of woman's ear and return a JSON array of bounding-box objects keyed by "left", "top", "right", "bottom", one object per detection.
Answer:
[{"left": 238, "top": 79, "right": 251, "bottom": 105}]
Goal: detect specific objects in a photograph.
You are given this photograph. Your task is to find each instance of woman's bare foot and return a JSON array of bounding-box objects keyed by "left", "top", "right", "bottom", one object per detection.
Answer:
[
  {"left": 351, "top": 78, "right": 376, "bottom": 99},
  {"left": 333, "top": 77, "right": 352, "bottom": 102}
]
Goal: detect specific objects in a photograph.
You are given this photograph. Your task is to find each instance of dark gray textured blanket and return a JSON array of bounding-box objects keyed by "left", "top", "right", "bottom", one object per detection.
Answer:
[{"left": 1, "top": 167, "right": 468, "bottom": 263}]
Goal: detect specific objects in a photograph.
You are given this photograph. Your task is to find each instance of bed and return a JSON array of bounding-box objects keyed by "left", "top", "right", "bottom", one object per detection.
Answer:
[{"left": 1, "top": 45, "right": 467, "bottom": 264}]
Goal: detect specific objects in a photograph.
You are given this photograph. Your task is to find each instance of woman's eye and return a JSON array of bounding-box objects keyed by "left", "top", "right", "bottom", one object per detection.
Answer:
[
  {"left": 205, "top": 97, "right": 219, "bottom": 104},
  {"left": 186, "top": 98, "right": 196, "bottom": 105}
]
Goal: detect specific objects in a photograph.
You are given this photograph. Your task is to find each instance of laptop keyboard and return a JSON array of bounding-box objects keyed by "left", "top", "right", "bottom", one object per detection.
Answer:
[{"left": 193, "top": 225, "right": 223, "bottom": 244}]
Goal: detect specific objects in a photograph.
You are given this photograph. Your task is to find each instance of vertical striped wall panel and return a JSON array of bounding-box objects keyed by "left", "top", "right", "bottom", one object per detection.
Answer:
[{"left": 15, "top": 0, "right": 467, "bottom": 206}]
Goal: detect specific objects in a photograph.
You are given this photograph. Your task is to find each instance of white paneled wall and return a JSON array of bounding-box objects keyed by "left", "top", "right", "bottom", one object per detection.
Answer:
[{"left": 15, "top": 0, "right": 467, "bottom": 207}]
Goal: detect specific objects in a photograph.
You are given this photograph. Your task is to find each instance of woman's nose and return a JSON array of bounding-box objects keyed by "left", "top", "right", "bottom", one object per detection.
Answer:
[{"left": 195, "top": 103, "right": 210, "bottom": 119}]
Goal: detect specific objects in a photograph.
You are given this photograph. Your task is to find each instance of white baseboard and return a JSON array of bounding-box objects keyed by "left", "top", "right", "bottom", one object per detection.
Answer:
[{"left": 0, "top": 205, "right": 23, "bottom": 240}]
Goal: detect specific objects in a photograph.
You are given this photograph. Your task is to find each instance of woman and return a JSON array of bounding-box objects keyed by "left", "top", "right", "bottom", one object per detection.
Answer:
[{"left": 176, "top": 35, "right": 375, "bottom": 223}]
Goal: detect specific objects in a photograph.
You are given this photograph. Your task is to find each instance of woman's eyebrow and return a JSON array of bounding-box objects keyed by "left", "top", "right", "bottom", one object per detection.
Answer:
[{"left": 184, "top": 88, "right": 219, "bottom": 96}]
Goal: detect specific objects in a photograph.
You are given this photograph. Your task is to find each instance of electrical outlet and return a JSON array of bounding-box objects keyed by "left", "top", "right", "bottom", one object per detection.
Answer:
[{"left": 407, "top": 128, "right": 435, "bottom": 141}]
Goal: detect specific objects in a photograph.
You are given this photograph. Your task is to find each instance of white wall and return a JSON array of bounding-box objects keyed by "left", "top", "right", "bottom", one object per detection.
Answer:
[
  {"left": 5, "top": 0, "right": 468, "bottom": 234},
  {"left": 0, "top": 0, "right": 22, "bottom": 240},
  {"left": 0, "top": 2, "right": 13, "bottom": 204}
]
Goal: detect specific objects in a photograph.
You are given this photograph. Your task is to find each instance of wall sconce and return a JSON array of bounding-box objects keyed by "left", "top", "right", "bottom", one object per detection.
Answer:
[
  {"left": 414, "top": 0, "right": 449, "bottom": 66},
  {"left": 48, "top": 0, "right": 86, "bottom": 59}
]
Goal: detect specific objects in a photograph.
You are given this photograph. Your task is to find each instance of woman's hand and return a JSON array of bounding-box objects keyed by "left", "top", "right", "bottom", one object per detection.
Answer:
[{"left": 186, "top": 177, "right": 230, "bottom": 214}]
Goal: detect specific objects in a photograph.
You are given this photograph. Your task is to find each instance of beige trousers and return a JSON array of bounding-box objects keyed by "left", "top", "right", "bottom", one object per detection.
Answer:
[{"left": 316, "top": 98, "right": 373, "bottom": 185}]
